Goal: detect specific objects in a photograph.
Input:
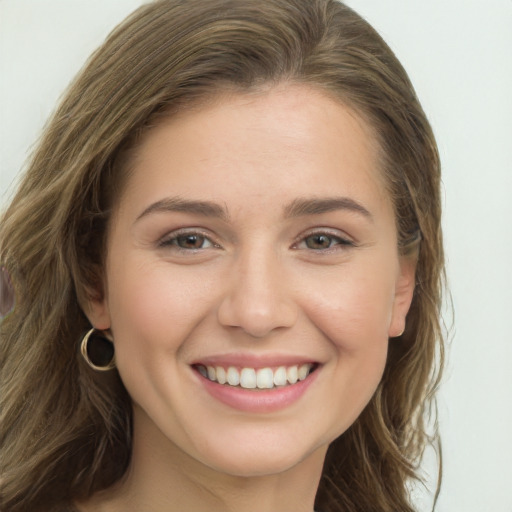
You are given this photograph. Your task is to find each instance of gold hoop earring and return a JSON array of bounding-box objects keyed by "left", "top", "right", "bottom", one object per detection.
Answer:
[{"left": 80, "top": 328, "right": 116, "bottom": 371}]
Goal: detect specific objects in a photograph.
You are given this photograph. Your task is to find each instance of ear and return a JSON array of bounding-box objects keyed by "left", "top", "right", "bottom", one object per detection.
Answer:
[
  {"left": 388, "top": 255, "right": 417, "bottom": 338},
  {"left": 81, "top": 290, "right": 111, "bottom": 331}
]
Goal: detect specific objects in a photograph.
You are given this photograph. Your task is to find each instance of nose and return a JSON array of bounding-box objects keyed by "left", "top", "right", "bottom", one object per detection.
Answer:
[{"left": 217, "top": 248, "right": 298, "bottom": 338}]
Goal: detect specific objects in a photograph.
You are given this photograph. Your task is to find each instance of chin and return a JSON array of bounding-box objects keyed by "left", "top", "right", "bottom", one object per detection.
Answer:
[
  {"left": 204, "top": 448, "right": 318, "bottom": 478},
  {"left": 190, "top": 427, "right": 331, "bottom": 479}
]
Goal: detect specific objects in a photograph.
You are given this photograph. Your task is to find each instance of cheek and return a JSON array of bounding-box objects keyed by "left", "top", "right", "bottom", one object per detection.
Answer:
[
  {"left": 103, "top": 259, "right": 221, "bottom": 421},
  {"left": 299, "top": 261, "right": 396, "bottom": 427},
  {"left": 105, "top": 257, "right": 218, "bottom": 365},
  {"left": 303, "top": 264, "right": 396, "bottom": 352}
]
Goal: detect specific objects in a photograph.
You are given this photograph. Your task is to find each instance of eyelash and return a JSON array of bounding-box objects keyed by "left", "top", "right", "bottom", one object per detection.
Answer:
[{"left": 158, "top": 228, "right": 354, "bottom": 253}]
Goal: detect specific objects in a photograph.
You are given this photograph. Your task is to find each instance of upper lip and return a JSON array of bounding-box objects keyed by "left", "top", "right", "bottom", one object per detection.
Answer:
[{"left": 191, "top": 353, "right": 319, "bottom": 369}]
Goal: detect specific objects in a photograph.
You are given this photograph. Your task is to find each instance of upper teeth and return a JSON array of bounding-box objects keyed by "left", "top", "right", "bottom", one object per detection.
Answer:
[{"left": 197, "top": 364, "right": 314, "bottom": 389}]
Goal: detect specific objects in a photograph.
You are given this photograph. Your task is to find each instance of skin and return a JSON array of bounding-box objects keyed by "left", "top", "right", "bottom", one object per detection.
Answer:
[{"left": 82, "top": 84, "right": 416, "bottom": 512}]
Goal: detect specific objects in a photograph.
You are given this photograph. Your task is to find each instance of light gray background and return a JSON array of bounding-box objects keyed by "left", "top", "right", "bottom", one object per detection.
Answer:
[{"left": 1, "top": 1, "right": 511, "bottom": 510}]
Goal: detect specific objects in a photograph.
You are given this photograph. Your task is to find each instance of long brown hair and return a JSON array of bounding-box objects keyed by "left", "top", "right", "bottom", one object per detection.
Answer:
[{"left": 0, "top": 1, "right": 444, "bottom": 510}]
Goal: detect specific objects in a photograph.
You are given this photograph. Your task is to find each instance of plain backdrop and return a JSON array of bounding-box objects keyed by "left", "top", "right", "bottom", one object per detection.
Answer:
[{"left": 1, "top": 1, "right": 511, "bottom": 510}]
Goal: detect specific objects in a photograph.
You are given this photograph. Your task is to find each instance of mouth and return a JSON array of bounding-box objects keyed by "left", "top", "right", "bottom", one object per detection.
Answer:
[{"left": 193, "top": 363, "right": 319, "bottom": 390}]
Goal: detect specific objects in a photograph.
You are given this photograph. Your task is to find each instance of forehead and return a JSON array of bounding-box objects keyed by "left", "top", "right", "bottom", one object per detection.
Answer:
[{"left": 118, "top": 84, "right": 390, "bottom": 220}]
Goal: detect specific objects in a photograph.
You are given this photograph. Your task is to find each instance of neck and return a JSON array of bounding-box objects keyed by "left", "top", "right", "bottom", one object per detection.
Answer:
[{"left": 78, "top": 407, "right": 326, "bottom": 512}]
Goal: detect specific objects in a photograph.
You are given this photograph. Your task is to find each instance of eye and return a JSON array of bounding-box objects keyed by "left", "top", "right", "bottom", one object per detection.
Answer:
[
  {"left": 175, "top": 234, "right": 211, "bottom": 249},
  {"left": 159, "top": 231, "right": 217, "bottom": 250},
  {"left": 295, "top": 231, "right": 354, "bottom": 251}
]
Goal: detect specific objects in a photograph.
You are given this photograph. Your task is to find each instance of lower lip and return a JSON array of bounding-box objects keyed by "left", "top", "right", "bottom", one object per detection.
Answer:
[{"left": 195, "top": 369, "right": 319, "bottom": 413}]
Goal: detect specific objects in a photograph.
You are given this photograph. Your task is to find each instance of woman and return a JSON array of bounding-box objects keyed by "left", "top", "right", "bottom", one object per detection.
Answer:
[{"left": 0, "top": 0, "right": 444, "bottom": 511}]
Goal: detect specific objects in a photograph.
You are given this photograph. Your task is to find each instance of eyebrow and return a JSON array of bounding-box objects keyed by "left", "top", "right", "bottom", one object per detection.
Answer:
[
  {"left": 283, "top": 197, "right": 373, "bottom": 221},
  {"left": 136, "top": 195, "right": 372, "bottom": 223},
  {"left": 136, "top": 197, "right": 230, "bottom": 222}
]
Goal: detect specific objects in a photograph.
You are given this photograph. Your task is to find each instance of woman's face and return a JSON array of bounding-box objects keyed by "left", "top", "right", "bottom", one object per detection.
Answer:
[{"left": 88, "top": 84, "right": 415, "bottom": 477}]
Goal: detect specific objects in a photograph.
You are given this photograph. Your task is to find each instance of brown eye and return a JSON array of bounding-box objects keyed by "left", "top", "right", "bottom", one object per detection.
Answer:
[
  {"left": 159, "top": 232, "right": 216, "bottom": 250},
  {"left": 299, "top": 233, "right": 353, "bottom": 251},
  {"left": 175, "top": 234, "right": 207, "bottom": 249},
  {"left": 305, "top": 234, "right": 332, "bottom": 249}
]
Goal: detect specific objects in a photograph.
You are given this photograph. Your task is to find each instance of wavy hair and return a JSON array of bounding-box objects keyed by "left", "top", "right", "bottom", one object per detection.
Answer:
[{"left": 0, "top": 1, "right": 444, "bottom": 510}]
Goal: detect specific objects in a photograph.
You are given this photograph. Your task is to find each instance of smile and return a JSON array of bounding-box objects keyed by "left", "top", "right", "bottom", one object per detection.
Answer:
[{"left": 194, "top": 363, "right": 317, "bottom": 390}]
